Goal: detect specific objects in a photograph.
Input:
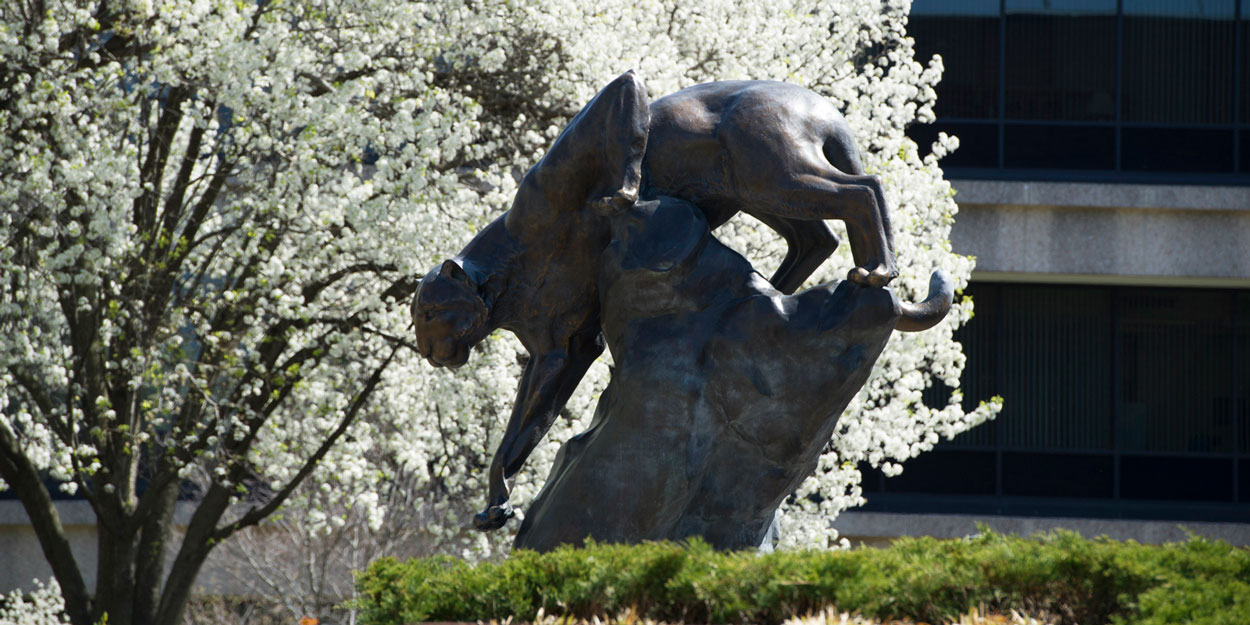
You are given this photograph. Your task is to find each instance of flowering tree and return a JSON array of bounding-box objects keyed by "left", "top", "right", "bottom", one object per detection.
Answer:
[{"left": 0, "top": 1, "right": 998, "bottom": 624}]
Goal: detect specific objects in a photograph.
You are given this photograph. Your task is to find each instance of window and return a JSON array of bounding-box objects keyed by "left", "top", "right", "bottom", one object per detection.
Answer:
[
  {"left": 1004, "top": 0, "right": 1117, "bottom": 123},
  {"left": 910, "top": 0, "right": 1000, "bottom": 120},
  {"left": 862, "top": 283, "right": 1250, "bottom": 522},
  {"left": 907, "top": 0, "right": 1249, "bottom": 182}
]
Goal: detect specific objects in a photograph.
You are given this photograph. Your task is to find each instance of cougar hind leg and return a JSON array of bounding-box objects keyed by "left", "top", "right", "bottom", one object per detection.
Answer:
[
  {"left": 725, "top": 114, "right": 897, "bottom": 287},
  {"left": 822, "top": 125, "right": 898, "bottom": 278},
  {"left": 739, "top": 168, "right": 896, "bottom": 287},
  {"left": 755, "top": 212, "right": 839, "bottom": 294}
]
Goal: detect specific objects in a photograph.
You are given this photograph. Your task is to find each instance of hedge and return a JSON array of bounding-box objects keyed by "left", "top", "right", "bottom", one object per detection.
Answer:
[{"left": 354, "top": 530, "right": 1250, "bottom": 625}]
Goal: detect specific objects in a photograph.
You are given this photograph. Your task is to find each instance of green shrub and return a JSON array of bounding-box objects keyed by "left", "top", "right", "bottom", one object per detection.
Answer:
[{"left": 354, "top": 530, "right": 1250, "bottom": 625}]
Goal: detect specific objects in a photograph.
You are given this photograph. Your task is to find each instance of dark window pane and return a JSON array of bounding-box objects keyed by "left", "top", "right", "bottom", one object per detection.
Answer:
[
  {"left": 939, "top": 420, "right": 998, "bottom": 448},
  {"left": 1237, "top": 292, "right": 1250, "bottom": 459},
  {"left": 859, "top": 462, "right": 884, "bottom": 493},
  {"left": 911, "top": 0, "right": 1001, "bottom": 119},
  {"left": 1006, "top": 0, "right": 1116, "bottom": 10},
  {"left": 884, "top": 451, "right": 997, "bottom": 495},
  {"left": 922, "top": 376, "right": 951, "bottom": 411},
  {"left": 1118, "top": 291, "right": 1233, "bottom": 453},
  {"left": 1120, "top": 456, "right": 1233, "bottom": 501},
  {"left": 880, "top": 281, "right": 1250, "bottom": 518},
  {"left": 1121, "top": 128, "right": 1235, "bottom": 173},
  {"left": 952, "top": 284, "right": 1000, "bottom": 448},
  {"left": 998, "top": 285, "right": 1113, "bottom": 450},
  {"left": 1243, "top": 16, "right": 1250, "bottom": 124},
  {"left": 908, "top": 121, "right": 999, "bottom": 168},
  {"left": 1241, "top": 130, "right": 1250, "bottom": 174},
  {"left": 922, "top": 378, "right": 998, "bottom": 450},
  {"left": 1122, "top": 1, "right": 1235, "bottom": 124},
  {"left": 1003, "top": 124, "right": 1115, "bottom": 169},
  {"left": 1002, "top": 453, "right": 1114, "bottom": 498},
  {"left": 911, "top": 0, "right": 1000, "bottom": 15},
  {"left": 1005, "top": 2, "right": 1116, "bottom": 121},
  {"left": 1241, "top": 461, "right": 1250, "bottom": 503}
]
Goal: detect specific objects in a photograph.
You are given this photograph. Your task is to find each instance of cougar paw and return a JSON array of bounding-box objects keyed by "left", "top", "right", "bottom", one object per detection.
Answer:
[
  {"left": 848, "top": 267, "right": 871, "bottom": 285},
  {"left": 472, "top": 502, "right": 515, "bottom": 531},
  {"left": 849, "top": 266, "right": 898, "bottom": 288},
  {"left": 867, "top": 267, "right": 898, "bottom": 287},
  {"left": 590, "top": 191, "right": 636, "bottom": 216}
]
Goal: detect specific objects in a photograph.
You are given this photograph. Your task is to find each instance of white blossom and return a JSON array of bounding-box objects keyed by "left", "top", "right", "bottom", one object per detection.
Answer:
[
  {"left": 0, "top": 4, "right": 1000, "bottom": 616},
  {"left": 0, "top": 578, "right": 67, "bottom": 625}
]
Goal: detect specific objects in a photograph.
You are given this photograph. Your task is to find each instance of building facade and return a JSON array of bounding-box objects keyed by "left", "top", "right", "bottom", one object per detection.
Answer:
[{"left": 837, "top": 0, "right": 1250, "bottom": 544}]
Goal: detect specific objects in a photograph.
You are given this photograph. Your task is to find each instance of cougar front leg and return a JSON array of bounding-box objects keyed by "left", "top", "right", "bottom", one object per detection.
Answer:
[
  {"left": 476, "top": 455, "right": 514, "bottom": 531},
  {"left": 474, "top": 332, "right": 604, "bottom": 531}
]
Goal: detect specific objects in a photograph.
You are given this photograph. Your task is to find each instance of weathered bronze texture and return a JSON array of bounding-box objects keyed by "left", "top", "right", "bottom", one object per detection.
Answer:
[
  {"left": 412, "top": 72, "right": 912, "bottom": 533},
  {"left": 514, "top": 196, "right": 950, "bottom": 551}
]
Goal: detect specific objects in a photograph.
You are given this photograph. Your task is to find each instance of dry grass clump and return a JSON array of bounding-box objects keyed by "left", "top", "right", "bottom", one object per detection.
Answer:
[
  {"left": 471, "top": 605, "right": 1057, "bottom": 625},
  {"left": 784, "top": 605, "right": 1056, "bottom": 625}
]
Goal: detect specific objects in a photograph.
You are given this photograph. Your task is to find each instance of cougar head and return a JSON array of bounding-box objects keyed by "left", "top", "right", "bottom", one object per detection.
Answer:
[{"left": 412, "top": 259, "right": 490, "bottom": 368}]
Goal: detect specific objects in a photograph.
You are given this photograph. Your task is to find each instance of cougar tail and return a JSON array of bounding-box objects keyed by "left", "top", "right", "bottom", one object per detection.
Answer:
[{"left": 896, "top": 270, "right": 955, "bottom": 332}]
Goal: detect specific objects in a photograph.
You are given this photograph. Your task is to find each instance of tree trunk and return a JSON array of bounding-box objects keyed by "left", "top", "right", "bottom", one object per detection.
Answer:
[
  {"left": 154, "top": 483, "right": 233, "bottom": 625},
  {"left": 0, "top": 427, "right": 93, "bottom": 625},
  {"left": 94, "top": 518, "right": 140, "bottom": 625},
  {"left": 134, "top": 478, "right": 179, "bottom": 625}
]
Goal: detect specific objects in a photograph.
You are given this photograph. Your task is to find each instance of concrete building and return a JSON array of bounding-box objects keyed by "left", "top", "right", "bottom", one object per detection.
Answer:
[{"left": 837, "top": 0, "right": 1250, "bottom": 544}]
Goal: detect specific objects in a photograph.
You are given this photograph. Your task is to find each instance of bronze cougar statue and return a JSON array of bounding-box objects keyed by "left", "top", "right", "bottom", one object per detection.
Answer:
[{"left": 413, "top": 71, "right": 902, "bottom": 530}]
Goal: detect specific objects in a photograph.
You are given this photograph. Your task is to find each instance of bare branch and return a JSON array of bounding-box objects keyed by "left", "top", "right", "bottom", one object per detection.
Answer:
[{"left": 212, "top": 346, "right": 399, "bottom": 540}]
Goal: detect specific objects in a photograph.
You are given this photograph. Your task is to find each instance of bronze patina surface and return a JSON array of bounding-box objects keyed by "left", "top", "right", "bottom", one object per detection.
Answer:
[{"left": 412, "top": 72, "right": 938, "bottom": 538}]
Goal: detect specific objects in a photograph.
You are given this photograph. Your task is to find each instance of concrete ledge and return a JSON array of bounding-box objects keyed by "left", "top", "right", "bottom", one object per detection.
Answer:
[
  {"left": 969, "top": 270, "right": 1250, "bottom": 289},
  {"left": 0, "top": 500, "right": 242, "bottom": 594},
  {"left": 834, "top": 510, "right": 1250, "bottom": 547},
  {"left": 1, "top": 499, "right": 97, "bottom": 526},
  {"left": 951, "top": 201, "right": 1250, "bottom": 279},
  {"left": 952, "top": 180, "right": 1250, "bottom": 212},
  {"left": 0, "top": 499, "right": 196, "bottom": 526}
]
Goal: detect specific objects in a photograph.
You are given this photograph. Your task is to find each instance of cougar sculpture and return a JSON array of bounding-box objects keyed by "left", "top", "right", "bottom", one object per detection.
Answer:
[{"left": 413, "top": 71, "right": 900, "bottom": 530}]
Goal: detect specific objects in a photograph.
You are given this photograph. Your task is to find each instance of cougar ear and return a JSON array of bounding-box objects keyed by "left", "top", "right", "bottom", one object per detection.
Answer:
[
  {"left": 440, "top": 259, "right": 474, "bottom": 288},
  {"left": 533, "top": 70, "right": 650, "bottom": 214}
]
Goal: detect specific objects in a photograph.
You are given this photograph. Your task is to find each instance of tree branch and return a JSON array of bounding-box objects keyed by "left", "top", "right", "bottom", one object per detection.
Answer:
[
  {"left": 133, "top": 87, "right": 188, "bottom": 237},
  {"left": 152, "top": 481, "right": 232, "bottom": 625},
  {"left": 213, "top": 345, "right": 399, "bottom": 540},
  {"left": 155, "top": 118, "right": 208, "bottom": 251},
  {"left": 301, "top": 261, "right": 397, "bottom": 302},
  {"left": 0, "top": 423, "right": 92, "bottom": 625},
  {"left": 153, "top": 344, "right": 395, "bottom": 625}
]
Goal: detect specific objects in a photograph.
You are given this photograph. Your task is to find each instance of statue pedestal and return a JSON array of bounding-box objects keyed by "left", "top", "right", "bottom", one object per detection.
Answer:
[{"left": 515, "top": 197, "right": 902, "bottom": 551}]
